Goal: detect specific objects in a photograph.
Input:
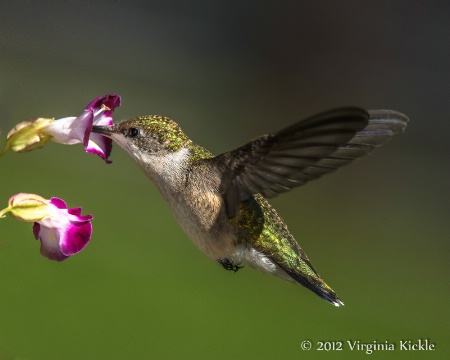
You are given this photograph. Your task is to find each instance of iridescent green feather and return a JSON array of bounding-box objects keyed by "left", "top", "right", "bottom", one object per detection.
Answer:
[{"left": 234, "top": 194, "right": 341, "bottom": 304}]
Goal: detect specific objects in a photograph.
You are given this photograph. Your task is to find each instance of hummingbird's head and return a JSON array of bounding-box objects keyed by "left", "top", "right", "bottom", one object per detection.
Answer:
[
  {"left": 93, "top": 115, "right": 213, "bottom": 184},
  {"left": 93, "top": 115, "right": 192, "bottom": 157}
]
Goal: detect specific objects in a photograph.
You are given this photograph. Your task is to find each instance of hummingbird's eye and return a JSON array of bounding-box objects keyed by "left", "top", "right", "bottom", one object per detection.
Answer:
[{"left": 127, "top": 127, "right": 140, "bottom": 138}]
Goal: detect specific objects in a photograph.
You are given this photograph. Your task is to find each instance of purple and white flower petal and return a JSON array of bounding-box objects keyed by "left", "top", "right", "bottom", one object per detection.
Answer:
[
  {"left": 32, "top": 197, "right": 93, "bottom": 261},
  {"left": 45, "top": 112, "right": 92, "bottom": 145},
  {"left": 1, "top": 193, "right": 93, "bottom": 262},
  {"left": 46, "top": 94, "right": 121, "bottom": 163},
  {"left": 83, "top": 94, "right": 121, "bottom": 163}
]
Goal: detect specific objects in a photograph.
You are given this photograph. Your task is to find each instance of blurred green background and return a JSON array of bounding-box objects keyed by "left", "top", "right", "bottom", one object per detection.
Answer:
[{"left": 1, "top": 1, "right": 448, "bottom": 359}]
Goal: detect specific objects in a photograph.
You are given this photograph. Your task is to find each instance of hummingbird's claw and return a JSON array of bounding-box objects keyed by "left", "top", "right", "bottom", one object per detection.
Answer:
[{"left": 219, "top": 258, "right": 244, "bottom": 272}]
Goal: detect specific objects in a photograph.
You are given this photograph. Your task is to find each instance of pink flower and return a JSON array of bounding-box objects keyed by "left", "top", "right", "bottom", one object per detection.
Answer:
[
  {"left": 0, "top": 193, "right": 93, "bottom": 261},
  {"left": 0, "top": 94, "right": 121, "bottom": 163}
]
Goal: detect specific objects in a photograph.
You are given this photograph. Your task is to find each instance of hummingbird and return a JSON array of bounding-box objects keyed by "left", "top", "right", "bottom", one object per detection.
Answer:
[{"left": 93, "top": 107, "right": 408, "bottom": 306}]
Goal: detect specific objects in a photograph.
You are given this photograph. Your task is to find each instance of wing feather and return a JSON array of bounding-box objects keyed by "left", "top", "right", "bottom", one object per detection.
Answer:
[{"left": 209, "top": 108, "right": 408, "bottom": 217}]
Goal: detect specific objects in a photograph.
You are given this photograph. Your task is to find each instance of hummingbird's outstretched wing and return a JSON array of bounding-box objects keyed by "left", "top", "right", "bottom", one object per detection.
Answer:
[{"left": 213, "top": 108, "right": 408, "bottom": 217}]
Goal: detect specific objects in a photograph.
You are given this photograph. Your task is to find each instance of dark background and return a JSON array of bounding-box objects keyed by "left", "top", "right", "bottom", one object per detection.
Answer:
[{"left": 1, "top": 1, "right": 449, "bottom": 359}]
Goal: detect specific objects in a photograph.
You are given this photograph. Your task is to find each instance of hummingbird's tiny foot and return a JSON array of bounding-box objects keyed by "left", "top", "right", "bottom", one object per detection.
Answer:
[{"left": 218, "top": 258, "right": 244, "bottom": 272}]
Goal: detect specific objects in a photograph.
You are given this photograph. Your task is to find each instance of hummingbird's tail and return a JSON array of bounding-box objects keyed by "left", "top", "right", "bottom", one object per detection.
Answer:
[{"left": 282, "top": 266, "right": 344, "bottom": 307}]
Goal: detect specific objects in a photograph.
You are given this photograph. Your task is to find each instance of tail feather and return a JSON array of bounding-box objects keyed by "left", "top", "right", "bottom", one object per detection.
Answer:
[{"left": 283, "top": 267, "right": 344, "bottom": 306}]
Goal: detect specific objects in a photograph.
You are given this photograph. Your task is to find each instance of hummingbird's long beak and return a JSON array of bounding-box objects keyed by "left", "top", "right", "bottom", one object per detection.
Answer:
[{"left": 92, "top": 125, "right": 115, "bottom": 138}]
